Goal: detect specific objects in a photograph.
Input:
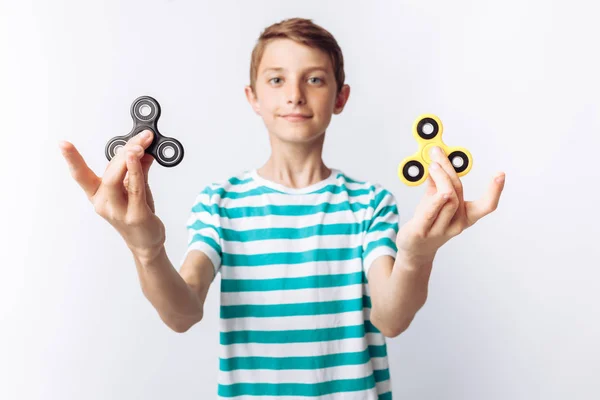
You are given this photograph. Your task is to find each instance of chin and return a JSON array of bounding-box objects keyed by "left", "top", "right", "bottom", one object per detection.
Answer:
[{"left": 273, "top": 127, "right": 325, "bottom": 144}]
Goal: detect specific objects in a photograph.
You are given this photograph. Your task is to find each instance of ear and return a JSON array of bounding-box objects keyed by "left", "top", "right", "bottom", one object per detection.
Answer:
[
  {"left": 244, "top": 85, "right": 261, "bottom": 116},
  {"left": 333, "top": 84, "right": 351, "bottom": 115}
]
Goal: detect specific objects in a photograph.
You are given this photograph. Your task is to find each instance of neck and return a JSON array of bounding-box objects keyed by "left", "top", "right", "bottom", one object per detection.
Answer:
[{"left": 257, "top": 131, "right": 331, "bottom": 189}]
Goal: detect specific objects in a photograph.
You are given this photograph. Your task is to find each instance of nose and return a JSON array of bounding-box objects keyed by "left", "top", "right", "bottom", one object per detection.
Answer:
[{"left": 286, "top": 80, "right": 305, "bottom": 106}]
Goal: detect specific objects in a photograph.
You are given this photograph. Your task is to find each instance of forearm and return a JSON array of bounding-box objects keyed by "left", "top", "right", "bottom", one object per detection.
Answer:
[
  {"left": 371, "top": 252, "right": 435, "bottom": 336},
  {"left": 132, "top": 246, "right": 203, "bottom": 332}
]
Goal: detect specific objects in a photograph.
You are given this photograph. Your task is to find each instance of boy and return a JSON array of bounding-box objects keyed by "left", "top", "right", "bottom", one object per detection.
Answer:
[{"left": 59, "top": 17, "right": 505, "bottom": 400}]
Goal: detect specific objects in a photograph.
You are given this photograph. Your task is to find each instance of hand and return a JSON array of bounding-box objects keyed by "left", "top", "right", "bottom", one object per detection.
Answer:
[
  {"left": 396, "top": 145, "right": 506, "bottom": 262},
  {"left": 59, "top": 130, "right": 166, "bottom": 261}
]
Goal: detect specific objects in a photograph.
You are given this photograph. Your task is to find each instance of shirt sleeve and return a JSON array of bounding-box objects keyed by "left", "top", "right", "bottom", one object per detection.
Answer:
[
  {"left": 179, "top": 185, "right": 224, "bottom": 281},
  {"left": 362, "top": 185, "right": 400, "bottom": 278}
]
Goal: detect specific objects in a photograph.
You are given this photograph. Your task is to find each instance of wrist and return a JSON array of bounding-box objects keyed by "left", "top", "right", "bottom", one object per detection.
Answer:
[
  {"left": 131, "top": 244, "right": 166, "bottom": 267},
  {"left": 395, "top": 249, "right": 436, "bottom": 272}
]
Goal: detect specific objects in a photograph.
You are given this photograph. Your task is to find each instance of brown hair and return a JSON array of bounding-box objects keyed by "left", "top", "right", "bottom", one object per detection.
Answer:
[{"left": 249, "top": 18, "right": 345, "bottom": 95}]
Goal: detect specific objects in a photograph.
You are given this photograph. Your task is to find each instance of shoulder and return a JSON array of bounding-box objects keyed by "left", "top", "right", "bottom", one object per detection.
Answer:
[
  {"left": 191, "top": 169, "right": 255, "bottom": 206},
  {"left": 333, "top": 169, "right": 397, "bottom": 207}
]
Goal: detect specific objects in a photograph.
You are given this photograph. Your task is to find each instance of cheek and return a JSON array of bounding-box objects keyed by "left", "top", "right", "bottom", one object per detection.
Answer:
[
  {"left": 313, "top": 93, "right": 336, "bottom": 117},
  {"left": 259, "top": 97, "right": 279, "bottom": 117}
]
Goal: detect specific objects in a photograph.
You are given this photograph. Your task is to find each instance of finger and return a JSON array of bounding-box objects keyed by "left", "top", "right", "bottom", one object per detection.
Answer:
[
  {"left": 124, "top": 152, "right": 156, "bottom": 212},
  {"left": 145, "top": 181, "right": 156, "bottom": 214},
  {"left": 123, "top": 152, "right": 152, "bottom": 186},
  {"left": 59, "top": 141, "right": 101, "bottom": 200},
  {"left": 140, "top": 154, "right": 156, "bottom": 213},
  {"left": 429, "top": 146, "right": 464, "bottom": 200},
  {"left": 140, "top": 153, "right": 154, "bottom": 182},
  {"left": 427, "top": 162, "right": 459, "bottom": 234},
  {"left": 125, "top": 149, "right": 149, "bottom": 215},
  {"left": 103, "top": 130, "right": 154, "bottom": 188},
  {"left": 425, "top": 175, "right": 437, "bottom": 197},
  {"left": 465, "top": 173, "right": 506, "bottom": 226},
  {"left": 414, "top": 186, "right": 451, "bottom": 233}
]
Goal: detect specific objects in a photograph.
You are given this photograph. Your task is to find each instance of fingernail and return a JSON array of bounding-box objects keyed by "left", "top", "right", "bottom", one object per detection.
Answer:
[
  {"left": 141, "top": 130, "right": 150, "bottom": 138},
  {"left": 430, "top": 146, "right": 440, "bottom": 156},
  {"left": 430, "top": 162, "right": 439, "bottom": 170},
  {"left": 495, "top": 174, "right": 505, "bottom": 183}
]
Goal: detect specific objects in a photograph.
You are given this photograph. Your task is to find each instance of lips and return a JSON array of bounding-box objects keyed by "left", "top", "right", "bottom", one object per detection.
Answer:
[{"left": 280, "top": 113, "right": 312, "bottom": 122}]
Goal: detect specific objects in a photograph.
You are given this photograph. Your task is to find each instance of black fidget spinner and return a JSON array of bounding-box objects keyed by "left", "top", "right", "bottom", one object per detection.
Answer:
[{"left": 105, "top": 95, "right": 184, "bottom": 167}]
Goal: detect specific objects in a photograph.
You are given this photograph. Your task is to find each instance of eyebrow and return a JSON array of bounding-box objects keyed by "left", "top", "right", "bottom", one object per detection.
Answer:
[{"left": 261, "top": 66, "right": 330, "bottom": 75}]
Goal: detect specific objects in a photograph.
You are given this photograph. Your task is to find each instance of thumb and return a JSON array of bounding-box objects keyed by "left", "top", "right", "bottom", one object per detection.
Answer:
[{"left": 125, "top": 149, "right": 148, "bottom": 213}]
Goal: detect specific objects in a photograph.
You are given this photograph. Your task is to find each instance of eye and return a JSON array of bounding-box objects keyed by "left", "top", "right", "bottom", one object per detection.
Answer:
[
  {"left": 308, "top": 77, "right": 323, "bottom": 84},
  {"left": 268, "top": 77, "right": 282, "bottom": 85}
]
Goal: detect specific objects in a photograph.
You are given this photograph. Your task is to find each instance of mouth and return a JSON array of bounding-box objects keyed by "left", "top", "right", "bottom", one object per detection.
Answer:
[{"left": 280, "top": 114, "right": 313, "bottom": 122}]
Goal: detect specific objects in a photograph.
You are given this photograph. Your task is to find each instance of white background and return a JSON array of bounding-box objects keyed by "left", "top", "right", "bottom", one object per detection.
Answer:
[{"left": 1, "top": 0, "right": 599, "bottom": 399}]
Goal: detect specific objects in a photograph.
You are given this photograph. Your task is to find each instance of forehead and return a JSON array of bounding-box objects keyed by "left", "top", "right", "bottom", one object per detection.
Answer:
[{"left": 258, "top": 39, "right": 333, "bottom": 74}]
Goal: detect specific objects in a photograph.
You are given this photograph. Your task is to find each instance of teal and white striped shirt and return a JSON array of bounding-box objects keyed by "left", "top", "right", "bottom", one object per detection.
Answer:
[{"left": 182, "top": 168, "right": 400, "bottom": 399}]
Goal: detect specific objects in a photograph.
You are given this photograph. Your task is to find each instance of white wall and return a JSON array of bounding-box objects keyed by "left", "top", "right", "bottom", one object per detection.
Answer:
[{"left": 2, "top": 0, "right": 599, "bottom": 399}]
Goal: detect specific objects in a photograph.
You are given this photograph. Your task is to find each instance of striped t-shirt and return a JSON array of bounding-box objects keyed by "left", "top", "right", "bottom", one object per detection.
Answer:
[{"left": 181, "top": 167, "right": 400, "bottom": 399}]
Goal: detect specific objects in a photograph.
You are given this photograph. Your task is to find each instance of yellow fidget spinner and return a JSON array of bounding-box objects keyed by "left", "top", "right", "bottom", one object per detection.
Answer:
[{"left": 398, "top": 114, "right": 473, "bottom": 186}]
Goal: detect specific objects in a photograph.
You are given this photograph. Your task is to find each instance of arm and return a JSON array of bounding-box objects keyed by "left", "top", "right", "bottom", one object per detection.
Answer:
[
  {"left": 367, "top": 253, "right": 434, "bottom": 338},
  {"left": 369, "top": 144, "right": 505, "bottom": 337},
  {"left": 59, "top": 129, "right": 218, "bottom": 334},
  {"left": 133, "top": 247, "right": 215, "bottom": 333}
]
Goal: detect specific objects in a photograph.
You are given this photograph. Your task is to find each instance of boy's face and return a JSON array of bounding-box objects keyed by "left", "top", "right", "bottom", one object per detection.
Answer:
[{"left": 245, "top": 39, "right": 350, "bottom": 144}]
